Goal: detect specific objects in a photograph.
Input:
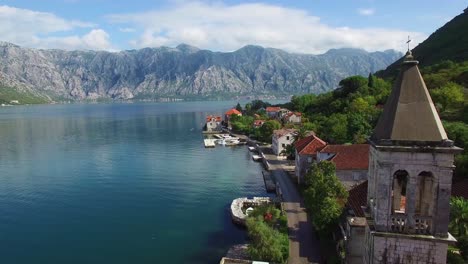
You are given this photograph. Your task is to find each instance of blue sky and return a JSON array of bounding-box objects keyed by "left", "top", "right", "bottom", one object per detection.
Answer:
[{"left": 0, "top": 0, "right": 466, "bottom": 53}]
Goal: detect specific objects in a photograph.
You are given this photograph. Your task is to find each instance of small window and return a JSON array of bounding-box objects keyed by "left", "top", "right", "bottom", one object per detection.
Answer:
[
  {"left": 307, "top": 157, "right": 312, "bottom": 163},
  {"left": 282, "top": 143, "right": 286, "bottom": 147},
  {"left": 286, "top": 136, "right": 290, "bottom": 140}
]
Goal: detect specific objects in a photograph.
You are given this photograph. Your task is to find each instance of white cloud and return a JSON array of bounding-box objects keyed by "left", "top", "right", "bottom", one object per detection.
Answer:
[
  {"left": 0, "top": 5, "right": 113, "bottom": 50},
  {"left": 37, "top": 29, "right": 113, "bottom": 50},
  {"left": 107, "top": 2, "right": 426, "bottom": 54},
  {"left": 357, "top": 8, "right": 375, "bottom": 16}
]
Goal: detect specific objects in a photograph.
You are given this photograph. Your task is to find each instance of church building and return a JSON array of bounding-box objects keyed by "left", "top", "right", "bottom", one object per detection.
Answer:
[{"left": 359, "top": 50, "right": 462, "bottom": 263}]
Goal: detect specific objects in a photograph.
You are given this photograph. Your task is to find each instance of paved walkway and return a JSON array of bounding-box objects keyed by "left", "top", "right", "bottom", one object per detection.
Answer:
[{"left": 262, "top": 150, "right": 322, "bottom": 264}]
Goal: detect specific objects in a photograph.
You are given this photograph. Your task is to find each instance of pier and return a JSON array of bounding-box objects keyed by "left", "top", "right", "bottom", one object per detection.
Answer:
[{"left": 204, "top": 139, "right": 216, "bottom": 148}]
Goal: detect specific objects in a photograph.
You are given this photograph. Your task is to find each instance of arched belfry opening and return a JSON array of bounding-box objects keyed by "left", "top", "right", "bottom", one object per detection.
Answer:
[
  {"left": 415, "top": 171, "right": 435, "bottom": 216},
  {"left": 392, "top": 170, "right": 408, "bottom": 214}
]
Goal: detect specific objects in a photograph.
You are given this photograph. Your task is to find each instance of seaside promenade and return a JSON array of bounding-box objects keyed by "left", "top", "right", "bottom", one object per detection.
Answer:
[{"left": 260, "top": 147, "right": 322, "bottom": 264}]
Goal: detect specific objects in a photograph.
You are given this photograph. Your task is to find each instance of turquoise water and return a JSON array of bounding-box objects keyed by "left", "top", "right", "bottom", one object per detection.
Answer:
[{"left": 0, "top": 102, "right": 272, "bottom": 264}]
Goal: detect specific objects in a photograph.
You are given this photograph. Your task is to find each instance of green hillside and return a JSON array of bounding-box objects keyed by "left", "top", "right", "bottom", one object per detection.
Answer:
[
  {"left": 0, "top": 85, "right": 49, "bottom": 105},
  {"left": 377, "top": 8, "right": 468, "bottom": 78}
]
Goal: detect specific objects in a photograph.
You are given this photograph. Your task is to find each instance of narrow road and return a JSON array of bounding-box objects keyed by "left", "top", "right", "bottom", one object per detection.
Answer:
[{"left": 263, "top": 151, "right": 322, "bottom": 264}]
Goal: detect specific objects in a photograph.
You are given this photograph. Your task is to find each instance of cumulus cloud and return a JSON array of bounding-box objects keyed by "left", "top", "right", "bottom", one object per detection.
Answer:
[
  {"left": 107, "top": 1, "right": 426, "bottom": 54},
  {"left": 357, "top": 8, "right": 375, "bottom": 16},
  {"left": 0, "top": 5, "right": 112, "bottom": 50},
  {"left": 38, "top": 29, "right": 113, "bottom": 50}
]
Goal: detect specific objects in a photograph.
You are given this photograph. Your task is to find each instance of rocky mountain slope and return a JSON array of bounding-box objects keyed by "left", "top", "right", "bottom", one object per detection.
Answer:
[{"left": 0, "top": 42, "right": 401, "bottom": 101}]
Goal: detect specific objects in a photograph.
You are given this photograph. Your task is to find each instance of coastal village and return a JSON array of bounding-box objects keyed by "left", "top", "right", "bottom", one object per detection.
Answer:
[{"left": 204, "top": 50, "right": 468, "bottom": 264}]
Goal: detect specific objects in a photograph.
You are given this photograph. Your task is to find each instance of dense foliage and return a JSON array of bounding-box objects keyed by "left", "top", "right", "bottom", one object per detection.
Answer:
[
  {"left": 287, "top": 60, "right": 468, "bottom": 179},
  {"left": 246, "top": 205, "right": 289, "bottom": 263},
  {"left": 303, "top": 161, "right": 348, "bottom": 232},
  {"left": 448, "top": 197, "right": 468, "bottom": 262}
]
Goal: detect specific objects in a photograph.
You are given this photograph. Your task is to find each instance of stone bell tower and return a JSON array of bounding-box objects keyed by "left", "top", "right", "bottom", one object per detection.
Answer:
[{"left": 363, "top": 51, "right": 462, "bottom": 264}]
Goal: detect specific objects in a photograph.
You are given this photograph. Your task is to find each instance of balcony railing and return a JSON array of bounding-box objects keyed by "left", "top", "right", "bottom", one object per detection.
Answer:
[
  {"left": 390, "top": 214, "right": 432, "bottom": 234},
  {"left": 390, "top": 214, "right": 407, "bottom": 233}
]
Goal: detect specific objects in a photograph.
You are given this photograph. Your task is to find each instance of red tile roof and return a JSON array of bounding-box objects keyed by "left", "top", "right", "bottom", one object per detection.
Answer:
[
  {"left": 347, "top": 181, "right": 368, "bottom": 217},
  {"left": 294, "top": 135, "right": 327, "bottom": 155},
  {"left": 320, "top": 144, "right": 370, "bottom": 170},
  {"left": 266, "top": 106, "right": 281, "bottom": 112},
  {"left": 225, "top": 109, "right": 242, "bottom": 116},
  {"left": 452, "top": 179, "right": 468, "bottom": 199},
  {"left": 206, "top": 115, "right": 222, "bottom": 122},
  {"left": 273, "top": 128, "right": 297, "bottom": 138},
  {"left": 253, "top": 120, "right": 265, "bottom": 127}
]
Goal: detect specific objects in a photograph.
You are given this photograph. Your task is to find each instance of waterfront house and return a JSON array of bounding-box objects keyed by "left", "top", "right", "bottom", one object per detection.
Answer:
[
  {"left": 205, "top": 115, "right": 222, "bottom": 132},
  {"left": 224, "top": 108, "right": 242, "bottom": 122},
  {"left": 283, "top": 112, "right": 302, "bottom": 124},
  {"left": 317, "top": 144, "right": 369, "bottom": 190},
  {"left": 277, "top": 108, "right": 291, "bottom": 119},
  {"left": 272, "top": 128, "right": 297, "bottom": 157},
  {"left": 253, "top": 120, "right": 265, "bottom": 128},
  {"left": 294, "top": 135, "right": 327, "bottom": 184},
  {"left": 266, "top": 106, "right": 281, "bottom": 118}
]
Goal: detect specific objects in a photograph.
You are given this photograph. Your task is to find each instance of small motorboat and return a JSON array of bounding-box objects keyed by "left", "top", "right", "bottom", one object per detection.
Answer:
[{"left": 252, "top": 155, "right": 262, "bottom": 161}]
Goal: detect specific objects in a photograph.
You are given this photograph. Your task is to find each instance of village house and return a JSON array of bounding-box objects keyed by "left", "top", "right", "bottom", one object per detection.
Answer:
[
  {"left": 224, "top": 108, "right": 242, "bottom": 122},
  {"left": 277, "top": 108, "right": 291, "bottom": 119},
  {"left": 317, "top": 144, "right": 370, "bottom": 190},
  {"left": 283, "top": 112, "right": 302, "bottom": 124},
  {"left": 343, "top": 51, "right": 462, "bottom": 264},
  {"left": 253, "top": 120, "right": 265, "bottom": 128},
  {"left": 272, "top": 128, "right": 297, "bottom": 157},
  {"left": 205, "top": 115, "right": 222, "bottom": 132},
  {"left": 265, "top": 106, "right": 281, "bottom": 118},
  {"left": 294, "top": 135, "right": 327, "bottom": 184}
]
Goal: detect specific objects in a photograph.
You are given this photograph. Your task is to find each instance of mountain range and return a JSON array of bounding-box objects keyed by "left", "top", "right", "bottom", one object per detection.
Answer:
[{"left": 0, "top": 42, "right": 401, "bottom": 102}]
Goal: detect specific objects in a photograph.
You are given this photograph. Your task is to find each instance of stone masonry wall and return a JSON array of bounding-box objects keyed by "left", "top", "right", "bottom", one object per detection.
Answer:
[{"left": 371, "top": 235, "right": 448, "bottom": 264}]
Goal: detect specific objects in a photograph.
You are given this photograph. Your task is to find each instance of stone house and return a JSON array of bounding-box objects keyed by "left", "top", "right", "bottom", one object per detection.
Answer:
[
  {"left": 272, "top": 128, "right": 297, "bottom": 157},
  {"left": 317, "top": 144, "right": 370, "bottom": 190},
  {"left": 205, "top": 115, "right": 222, "bottom": 132},
  {"left": 294, "top": 135, "right": 327, "bottom": 184},
  {"left": 266, "top": 106, "right": 281, "bottom": 118},
  {"left": 253, "top": 120, "right": 265, "bottom": 128},
  {"left": 283, "top": 112, "right": 302, "bottom": 124},
  {"left": 343, "top": 51, "right": 462, "bottom": 264}
]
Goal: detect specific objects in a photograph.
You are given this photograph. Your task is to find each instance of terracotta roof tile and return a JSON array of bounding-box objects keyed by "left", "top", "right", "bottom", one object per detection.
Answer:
[
  {"left": 346, "top": 181, "right": 368, "bottom": 217},
  {"left": 294, "top": 135, "right": 327, "bottom": 155},
  {"left": 266, "top": 106, "right": 281, "bottom": 112},
  {"left": 452, "top": 179, "right": 468, "bottom": 199},
  {"left": 273, "top": 128, "right": 297, "bottom": 138},
  {"left": 320, "top": 144, "right": 370, "bottom": 170},
  {"left": 225, "top": 109, "right": 242, "bottom": 116}
]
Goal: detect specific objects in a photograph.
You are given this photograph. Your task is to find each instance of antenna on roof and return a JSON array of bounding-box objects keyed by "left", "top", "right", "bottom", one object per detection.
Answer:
[{"left": 406, "top": 35, "right": 411, "bottom": 52}]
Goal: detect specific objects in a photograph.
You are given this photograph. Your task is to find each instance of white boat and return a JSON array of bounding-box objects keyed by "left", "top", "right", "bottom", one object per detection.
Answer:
[
  {"left": 248, "top": 146, "right": 256, "bottom": 152},
  {"left": 225, "top": 139, "right": 241, "bottom": 146},
  {"left": 252, "top": 155, "right": 262, "bottom": 161}
]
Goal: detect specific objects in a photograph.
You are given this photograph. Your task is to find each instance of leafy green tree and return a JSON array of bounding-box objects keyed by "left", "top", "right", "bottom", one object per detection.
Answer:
[
  {"left": 368, "top": 73, "right": 375, "bottom": 88},
  {"left": 235, "top": 102, "right": 243, "bottom": 112},
  {"left": 430, "top": 82, "right": 464, "bottom": 112},
  {"left": 450, "top": 197, "right": 468, "bottom": 237},
  {"left": 246, "top": 205, "right": 289, "bottom": 263},
  {"left": 258, "top": 120, "right": 281, "bottom": 142},
  {"left": 303, "top": 161, "right": 348, "bottom": 232},
  {"left": 324, "top": 113, "right": 349, "bottom": 143}
]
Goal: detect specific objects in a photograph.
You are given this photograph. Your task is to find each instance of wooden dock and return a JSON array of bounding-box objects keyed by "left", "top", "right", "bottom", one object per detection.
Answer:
[{"left": 204, "top": 139, "right": 216, "bottom": 148}]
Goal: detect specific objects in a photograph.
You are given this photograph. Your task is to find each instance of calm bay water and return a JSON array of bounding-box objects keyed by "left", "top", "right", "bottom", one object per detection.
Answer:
[{"left": 0, "top": 101, "right": 273, "bottom": 264}]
